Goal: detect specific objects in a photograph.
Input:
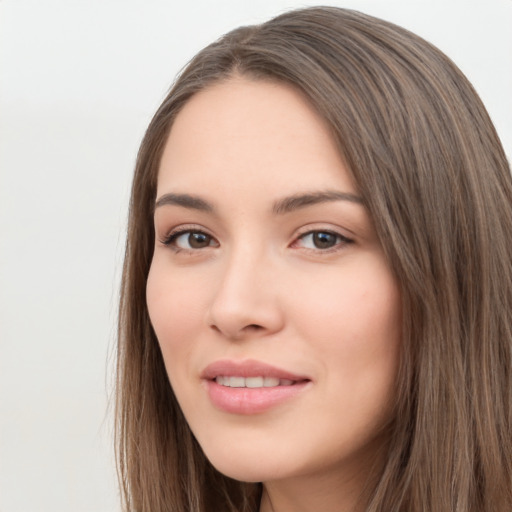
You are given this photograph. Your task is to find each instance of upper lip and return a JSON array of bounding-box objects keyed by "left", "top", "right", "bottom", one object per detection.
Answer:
[{"left": 200, "top": 359, "right": 310, "bottom": 382}]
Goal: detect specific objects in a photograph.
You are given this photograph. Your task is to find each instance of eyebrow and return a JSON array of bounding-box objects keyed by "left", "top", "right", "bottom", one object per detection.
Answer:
[
  {"left": 154, "top": 190, "right": 364, "bottom": 214},
  {"left": 272, "top": 190, "right": 364, "bottom": 214},
  {"left": 154, "top": 193, "right": 214, "bottom": 212}
]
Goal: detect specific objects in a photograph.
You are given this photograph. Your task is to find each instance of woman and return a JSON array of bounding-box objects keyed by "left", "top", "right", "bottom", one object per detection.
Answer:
[{"left": 116, "top": 7, "right": 512, "bottom": 511}]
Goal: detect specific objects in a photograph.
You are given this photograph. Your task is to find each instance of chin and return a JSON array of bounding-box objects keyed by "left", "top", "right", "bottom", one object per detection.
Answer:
[
  {"left": 213, "top": 464, "right": 268, "bottom": 483},
  {"left": 205, "top": 452, "right": 272, "bottom": 482},
  {"left": 202, "top": 444, "right": 292, "bottom": 483}
]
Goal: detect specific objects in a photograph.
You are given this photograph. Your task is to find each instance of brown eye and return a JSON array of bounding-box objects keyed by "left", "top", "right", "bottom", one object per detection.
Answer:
[
  {"left": 294, "top": 230, "right": 353, "bottom": 251},
  {"left": 188, "top": 232, "right": 212, "bottom": 248},
  {"left": 164, "top": 230, "right": 218, "bottom": 250},
  {"left": 311, "top": 232, "right": 338, "bottom": 249}
]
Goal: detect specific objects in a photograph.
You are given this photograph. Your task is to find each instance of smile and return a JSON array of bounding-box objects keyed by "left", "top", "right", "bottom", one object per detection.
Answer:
[
  {"left": 214, "top": 376, "right": 295, "bottom": 388},
  {"left": 201, "top": 360, "right": 311, "bottom": 414}
]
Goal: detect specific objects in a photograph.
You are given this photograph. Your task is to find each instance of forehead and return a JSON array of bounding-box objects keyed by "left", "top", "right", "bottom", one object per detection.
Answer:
[{"left": 157, "top": 77, "right": 356, "bottom": 198}]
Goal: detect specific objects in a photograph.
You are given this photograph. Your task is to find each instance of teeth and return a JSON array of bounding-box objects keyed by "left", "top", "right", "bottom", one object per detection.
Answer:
[
  {"left": 214, "top": 376, "right": 295, "bottom": 388},
  {"left": 229, "top": 376, "right": 245, "bottom": 387},
  {"left": 246, "top": 377, "right": 263, "bottom": 388},
  {"left": 263, "top": 377, "right": 280, "bottom": 387}
]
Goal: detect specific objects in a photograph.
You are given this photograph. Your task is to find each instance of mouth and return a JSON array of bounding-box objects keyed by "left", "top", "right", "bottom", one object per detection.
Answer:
[
  {"left": 214, "top": 376, "right": 297, "bottom": 388},
  {"left": 201, "top": 358, "right": 309, "bottom": 381},
  {"left": 201, "top": 359, "right": 311, "bottom": 414}
]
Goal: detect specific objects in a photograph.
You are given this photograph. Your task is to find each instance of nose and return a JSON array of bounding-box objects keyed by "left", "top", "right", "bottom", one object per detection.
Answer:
[{"left": 206, "top": 248, "right": 285, "bottom": 340}]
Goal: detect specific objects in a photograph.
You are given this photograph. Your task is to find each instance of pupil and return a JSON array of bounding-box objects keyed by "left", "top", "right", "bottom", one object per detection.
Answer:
[
  {"left": 313, "top": 232, "right": 336, "bottom": 249},
  {"left": 189, "top": 232, "right": 209, "bottom": 248}
]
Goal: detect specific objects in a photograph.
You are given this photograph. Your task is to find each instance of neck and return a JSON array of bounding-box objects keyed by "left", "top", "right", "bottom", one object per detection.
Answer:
[
  {"left": 258, "top": 468, "right": 369, "bottom": 512},
  {"left": 258, "top": 435, "right": 389, "bottom": 512}
]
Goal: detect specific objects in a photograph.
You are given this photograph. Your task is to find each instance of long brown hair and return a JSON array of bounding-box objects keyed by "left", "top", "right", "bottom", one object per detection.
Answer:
[{"left": 116, "top": 7, "right": 512, "bottom": 511}]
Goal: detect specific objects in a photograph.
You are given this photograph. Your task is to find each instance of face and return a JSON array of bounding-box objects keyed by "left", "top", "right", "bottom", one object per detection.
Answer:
[{"left": 147, "top": 77, "right": 401, "bottom": 487}]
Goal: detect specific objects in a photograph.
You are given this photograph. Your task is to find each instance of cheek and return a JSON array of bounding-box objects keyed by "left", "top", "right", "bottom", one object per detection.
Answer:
[
  {"left": 146, "top": 263, "right": 211, "bottom": 427},
  {"left": 292, "top": 255, "right": 401, "bottom": 349},
  {"left": 289, "top": 256, "right": 402, "bottom": 419},
  {"left": 146, "top": 262, "right": 207, "bottom": 368}
]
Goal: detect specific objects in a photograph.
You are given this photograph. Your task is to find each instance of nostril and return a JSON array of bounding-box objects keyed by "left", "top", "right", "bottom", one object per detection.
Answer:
[
  {"left": 209, "top": 323, "right": 263, "bottom": 336},
  {"left": 246, "top": 324, "right": 263, "bottom": 331}
]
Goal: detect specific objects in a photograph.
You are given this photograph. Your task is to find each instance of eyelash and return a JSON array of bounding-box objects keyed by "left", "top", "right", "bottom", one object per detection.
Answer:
[
  {"left": 291, "top": 229, "right": 353, "bottom": 253},
  {"left": 160, "top": 226, "right": 218, "bottom": 252},
  {"left": 159, "top": 226, "right": 354, "bottom": 253}
]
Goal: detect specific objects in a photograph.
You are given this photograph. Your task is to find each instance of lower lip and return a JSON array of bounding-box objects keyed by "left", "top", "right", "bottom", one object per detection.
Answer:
[{"left": 205, "top": 380, "right": 310, "bottom": 415}]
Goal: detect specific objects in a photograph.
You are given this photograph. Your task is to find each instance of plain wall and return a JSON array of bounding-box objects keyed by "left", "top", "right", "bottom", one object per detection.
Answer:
[{"left": 1, "top": 1, "right": 511, "bottom": 510}]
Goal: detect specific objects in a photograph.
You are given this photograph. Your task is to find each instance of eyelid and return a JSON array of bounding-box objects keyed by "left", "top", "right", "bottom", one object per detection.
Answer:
[
  {"left": 290, "top": 226, "right": 354, "bottom": 252},
  {"left": 159, "top": 224, "right": 219, "bottom": 249},
  {"left": 157, "top": 223, "right": 353, "bottom": 254}
]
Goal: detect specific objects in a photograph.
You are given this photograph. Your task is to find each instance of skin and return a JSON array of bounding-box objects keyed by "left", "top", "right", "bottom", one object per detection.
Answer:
[{"left": 146, "top": 77, "right": 402, "bottom": 512}]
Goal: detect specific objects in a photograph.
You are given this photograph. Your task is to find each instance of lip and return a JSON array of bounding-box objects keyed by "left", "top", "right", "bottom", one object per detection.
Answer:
[
  {"left": 201, "top": 359, "right": 311, "bottom": 415},
  {"left": 201, "top": 359, "right": 309, "bottom": 381}
]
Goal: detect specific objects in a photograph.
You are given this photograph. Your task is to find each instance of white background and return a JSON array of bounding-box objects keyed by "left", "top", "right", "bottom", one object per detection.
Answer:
[{"left": 0, "top": 1, "right": 511, "bottom": 511}]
